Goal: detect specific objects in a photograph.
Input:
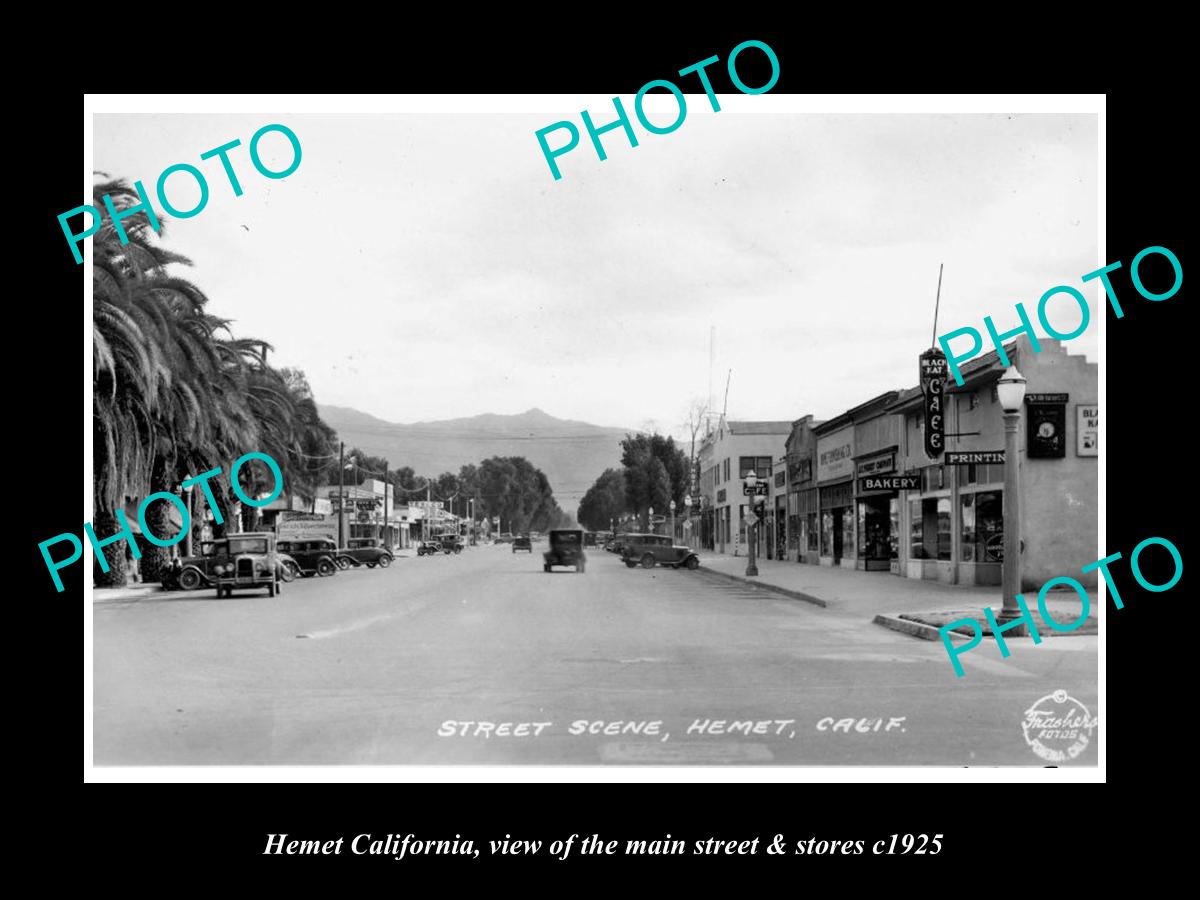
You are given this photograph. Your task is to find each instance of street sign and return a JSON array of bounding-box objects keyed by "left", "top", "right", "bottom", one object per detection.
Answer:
[
  {"left": 1025, "top": 393, "right": 1068, "bottom": 404},
  {"left": 743, "top": 482, "right": 769, "bottom": 496},
  {"left": 945, "top": 450, "right": 1005, "bottom": 465},
  {"left": 859, "top": 475, "right": 920, "bottom": 492},
  {"left": 919, "top": 348, "right": 947, "bottom": 459}
]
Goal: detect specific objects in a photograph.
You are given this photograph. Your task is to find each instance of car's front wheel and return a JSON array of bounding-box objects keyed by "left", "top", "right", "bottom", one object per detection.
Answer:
[
  {"left": 640, "top": 554, "right": 656, "bottom": 569},
  {"left": 267, "top": 581, "right": 276, "bottom": 598},
  {"left": 685, "top": 555, "right": 700, "bottom": 570},
  {"left": 379, "top": 555, "right": 392, "bottom": 568},
  {"left": 317, "top": 559, "right": 336, "bottom": 577}
]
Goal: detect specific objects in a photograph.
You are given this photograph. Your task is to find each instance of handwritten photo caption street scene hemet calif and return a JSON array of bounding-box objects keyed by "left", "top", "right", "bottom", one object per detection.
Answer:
[{"left": 86, "top": 82, "right": 1104, "bottom": 766}]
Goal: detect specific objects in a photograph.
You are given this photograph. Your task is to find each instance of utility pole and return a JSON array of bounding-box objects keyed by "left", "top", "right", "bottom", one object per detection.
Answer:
[
  {"left": 338, "top": 441, "right": 345, "bottom": 548},
  {"left": 383, "top": 463, "right": 389, "bottom": 549}
]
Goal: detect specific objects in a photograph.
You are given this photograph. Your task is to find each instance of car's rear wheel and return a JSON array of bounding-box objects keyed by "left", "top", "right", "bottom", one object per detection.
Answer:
[
  {"left": 624, "top": 560, "right": 636, "bottom": 568},
  {"left": 379, "top": 555, "right": 392, "bottom": 568},
  {"left": 641, "top": 554, "right": 656, "bottom": 569},
  {"left": 335, "top": 557, "right": 352, "bottom": 571},
  {"left": 179, "top": 568, "right": 202, "bottom": 591},
  {"left": 544, "top": 563, "right": 551, "bottom": 572},
  {"left": 686, "top": 555, "right": 700, "bottom": 570},
  {"left": 317, "top": 559, "right": 336, "bottom": 577},
  {"left": 366, "top": 562, "right": 377, "bottom": 569}
]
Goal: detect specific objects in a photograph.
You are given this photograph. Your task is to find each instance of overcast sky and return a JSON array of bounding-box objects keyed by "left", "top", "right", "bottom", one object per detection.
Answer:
[{"left": 94, "top": 109, "right": 1098, "bottom": 438}]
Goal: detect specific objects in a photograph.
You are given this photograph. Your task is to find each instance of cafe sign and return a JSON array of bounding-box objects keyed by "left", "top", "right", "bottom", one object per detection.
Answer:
[
  {"left": 1077, "top": 404, "right": 1098, "bottom": 457},
  {"left": 919, "top": 348, "right": 948, "bottom": 460}
]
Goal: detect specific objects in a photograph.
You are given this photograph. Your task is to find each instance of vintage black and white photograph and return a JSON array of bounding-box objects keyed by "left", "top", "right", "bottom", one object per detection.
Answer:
[{"left": 85, "top": 97, "right": 1100, "bottom": 770}]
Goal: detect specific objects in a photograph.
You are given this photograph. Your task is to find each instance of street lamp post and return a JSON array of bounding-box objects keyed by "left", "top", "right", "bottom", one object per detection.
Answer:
[
  {"left": 669, "top": 500, "right": 676, "bottom": 543},
  {"left": 338, "top": 441, "right": 345, "bottom": 548},
  {"left": 744, "top": 473, "right": 759, "bottom": 577},
  {"left": 648, "top": 507, "right": 655, "bottom": 534},
  {"left": 181, "top": 480, "right": 194, "bottom": 557},
  {"left": 684, "top": 495, "right": 692, "bottom": 549},
  {"left": 996, "top": 365, "right": 1028, "bottom": 629}
]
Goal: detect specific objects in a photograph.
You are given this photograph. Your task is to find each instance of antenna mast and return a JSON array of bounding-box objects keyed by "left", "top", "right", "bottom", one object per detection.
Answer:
[
  {"left": 931, "top": 263, "right": 943, "bottom": 348},
  {"left": 722, "top": 369, "right": 731, "bottom": 423}
]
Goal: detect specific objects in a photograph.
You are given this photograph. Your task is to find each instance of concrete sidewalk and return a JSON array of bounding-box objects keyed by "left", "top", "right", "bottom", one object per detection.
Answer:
[{"left": 697, "top": 553, "right": 1097, "bottom": 635}]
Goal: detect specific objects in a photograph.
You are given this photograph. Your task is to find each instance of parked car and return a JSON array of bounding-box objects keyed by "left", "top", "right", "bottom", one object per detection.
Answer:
[
  {"left": 276, "top": 539, "right": 339, "bottom": 577},
  {"left": 512, "top": 535, "right": 533, "bottom": 553},
  {"left": 417, "top": 540, "right": 443, "bottom": 556},
  {"left": 543, "top": 528, "right": 586, "bottom": 573},
  {"left": 210, "top": 532, "right": 282, "bottom": 598},
  {"left": 620, "top": 533, "right": 701, "bottom": 570},
  {"left": 606, "top": 536, "right": 627, "bottom": 554},
  {"left": 438, "top": 535, "right": 464, "bottom": 554},
  {"left": 166, "top": 540, "right": 221, "bottom": 590},
  {"left": 341, "top": 537, "right": 394, "bottom": 568},
  {"left": 277, "top": 552, "right": 300, "bottom": 582}
]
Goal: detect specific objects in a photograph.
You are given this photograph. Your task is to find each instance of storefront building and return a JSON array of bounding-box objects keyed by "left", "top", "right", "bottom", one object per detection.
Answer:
[
  {"left": 850, "top": 392, "right": 901, "bottom": 573},
  {"left": 813, "top": 416, "right": 856, "bottom": 568},
  {"left": 784, "top": 414, "right": 822, "bottom": 564},
  {"left": 887, "top": 336, "right": 1098, "bottom": 589},
  {"left": 695, "top": 418, "right": 791, "bottom": 555}
]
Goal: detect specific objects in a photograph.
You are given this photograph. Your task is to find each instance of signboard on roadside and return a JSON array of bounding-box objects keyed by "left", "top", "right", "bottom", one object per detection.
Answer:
[
  {"left": 277, "top": 511, "right": 338, "bottom": 542},
  {"left": 920, "top": 348, "right": 948, "bottom": 460}
]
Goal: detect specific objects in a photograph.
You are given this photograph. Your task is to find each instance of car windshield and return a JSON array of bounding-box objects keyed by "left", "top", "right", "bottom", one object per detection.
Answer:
[
  {"left": 552, "top": 532, "right": 580, "bottom": 545},
  {"left": 227, "top": 537, "right": 269, "bottom": 555}
]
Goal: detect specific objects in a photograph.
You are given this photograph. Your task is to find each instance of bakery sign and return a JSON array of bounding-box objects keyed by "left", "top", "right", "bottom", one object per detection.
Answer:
[{"left": 817, "top": 426, "right": 855, "bottom": 482}]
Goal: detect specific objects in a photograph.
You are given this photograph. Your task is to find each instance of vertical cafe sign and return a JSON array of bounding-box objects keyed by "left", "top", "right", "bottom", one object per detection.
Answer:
[{"left": 920, "top": 348, "right": 947, "bottom": 459}]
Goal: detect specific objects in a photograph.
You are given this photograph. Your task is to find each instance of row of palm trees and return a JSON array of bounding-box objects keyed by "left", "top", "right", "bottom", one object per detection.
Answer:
[{"left": 92, "top": 179, "right": 337, "bottom": 586}]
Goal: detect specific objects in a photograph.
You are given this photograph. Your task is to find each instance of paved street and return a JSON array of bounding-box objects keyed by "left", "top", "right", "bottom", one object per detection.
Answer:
[{"left": 93, "top": 543, "right": 1098, "bottom": 766}]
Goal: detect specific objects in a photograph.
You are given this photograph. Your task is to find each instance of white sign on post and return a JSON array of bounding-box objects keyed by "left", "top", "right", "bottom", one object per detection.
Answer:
[{"left": 1077, "top": 404, "right": 1098, "bottom": 457}]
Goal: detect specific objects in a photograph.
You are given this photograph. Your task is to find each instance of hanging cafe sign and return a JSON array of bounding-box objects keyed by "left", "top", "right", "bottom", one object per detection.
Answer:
[{"left": 919, "top": 348, "right": 947, "bottom": 459}]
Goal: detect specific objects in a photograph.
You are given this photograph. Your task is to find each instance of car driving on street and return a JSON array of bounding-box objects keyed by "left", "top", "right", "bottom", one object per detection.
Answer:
[
  {"left": 543, "top": 528, "right": 586, "bottom": 573},
  {"left": 512, "top": 535, "right": 533, "bottom": 553},
  {"left": 620, "top": 533, "right": 701, "bottom": 570}
]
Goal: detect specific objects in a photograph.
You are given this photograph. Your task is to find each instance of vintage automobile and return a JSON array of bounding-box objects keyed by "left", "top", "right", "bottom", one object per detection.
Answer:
[
  {"left": 438, "top": 535, "right": 464, "bottom": 554},
  {"left": 605, "top": 536, "right": 627, "bottom": 554},
  {"left": 512, "top": 535, "right": 533, "bottom": 553},
  {"left": 543, "top": 529, "right": 586, "bottom": 573},
  {"left": 276, "top": 539, "right": 339, "bottom": 577},
  {"left": 341, "top": 537, "right": 394, "bottom": 568},
  {"left": 583, "top": 532, "right": 598, "bottom": 548},
  {"left": 210, "top": 532, "right": 282, "bottom": 598},
  {"left": 277, "top": 551, "right": 301, "bottom": 582},
  {"left": 416, "top": 540, "right": 443, "bottom": 556},
  {"left": 168, "top": 540, "right": 298, "bottom": 590},
  {"left": 620, "top": 533, "right": 701, "bottom": 570}
]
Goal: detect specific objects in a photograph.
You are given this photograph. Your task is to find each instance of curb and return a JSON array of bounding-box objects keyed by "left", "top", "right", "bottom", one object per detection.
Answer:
[
  {"left": 872, "top": 613, "right": 957, "bottom": 642},
  {"left": 699, "top": 567, "right": 827, "bottom": 608}
]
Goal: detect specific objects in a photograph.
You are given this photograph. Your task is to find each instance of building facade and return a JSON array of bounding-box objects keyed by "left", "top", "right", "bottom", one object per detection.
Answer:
[
  {"left": 783, "top": 415, "right": 823, "bottom": 564},
  {"left": 888, "top": 337, "right": 1098, "bottom": 589},
  {"left": 696, "top": 419, "right": 791, "bottom": 556}
]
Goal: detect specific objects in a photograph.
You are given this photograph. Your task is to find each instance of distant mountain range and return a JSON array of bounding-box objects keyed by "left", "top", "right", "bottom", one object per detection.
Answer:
[{"left": 317, "top": 405, "right": 634, "bottom": 514}]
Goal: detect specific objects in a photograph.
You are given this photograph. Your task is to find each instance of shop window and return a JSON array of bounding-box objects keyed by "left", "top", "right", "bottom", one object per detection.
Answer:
[
  {"left": 961, "top": 490, "right": 1003, "bottom": 562},
  {"left": 921, "top": 465, "right": 946, "bottom": 493},
  {"left": 806, "top": 513, "right": 819, "bottom": 551},
  {"left": 857, "top": 497, "right": 897, "bottom": 559},
  {"left": 911, "top": 497, "right": 951, "bottom": 560},
  {"left": 821, "top": 511, "right": 834, "bottom": 556},
  {"left": 889, "top": 498, "right": 900, "bottom": 558},
  {"left": 841, "top": 508, "right": 855, "bottom": 559}
]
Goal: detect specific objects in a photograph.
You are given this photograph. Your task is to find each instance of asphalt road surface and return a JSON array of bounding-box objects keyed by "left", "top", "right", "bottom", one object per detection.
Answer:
[{"left": 93, "top": 543, "right": 1098, "bottom": 766}]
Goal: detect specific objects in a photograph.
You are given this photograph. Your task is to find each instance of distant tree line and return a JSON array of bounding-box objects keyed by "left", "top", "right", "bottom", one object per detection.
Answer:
[
  {"left": 327, "top": 450, "right": 573, "bottom": 534},
  {"left": 576, "top": 433, "right": 689, "bottom": 532}
]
